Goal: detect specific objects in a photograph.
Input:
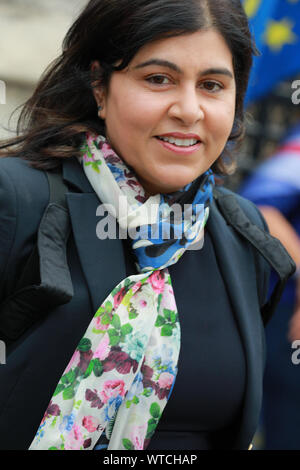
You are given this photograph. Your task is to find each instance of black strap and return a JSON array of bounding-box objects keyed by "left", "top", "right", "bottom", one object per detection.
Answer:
[
  {"left": 47, "top": 169, "right": 69, "bottom": 208},
  {"left": 214, "top": 188, "right": 296, "bottom": 325},
  {"left": 0, "top": 169, "right": 73, "bottom": 344}
]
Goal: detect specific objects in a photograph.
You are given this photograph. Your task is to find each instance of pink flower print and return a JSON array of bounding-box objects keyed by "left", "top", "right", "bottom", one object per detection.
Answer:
[
  {"left": 83, "top": 152, "right": 94, "bottom": 164},
  {"left": 41, "top": 400, "right": 60, "bottom": 424},
  {"left": 78, "top": 349, "right": 93, "bottom": 374},
  {"left": 131, "top": 281, "right": 142, "bottom": 295},
  {"left": 101, "top": 141, "right": 112, "bottom": 154},
  {"left": 161, "top": 287, "right": 177, "bottom": 311},
  {"left": 87, "top": 133, "right": 96, "bottom": 148},
  {"left": 83, "top": 438, "right": 92, "bottom": 449},
  {"left": 100, "top": 380, "right": 126, "bottom": 404},
  {"left": 65, "top": 424, "right": 84, "bottom": 450},
  {"left": 148, "top": 271, "right": 165, "bottom": 294},
  {"left": 93, "top": 333, "right": 110, "bottom": 361},
  {"left": 94, "top": 316, "right": 110, "bottom": 332},
  {"left": 158, "top": 372, "right": 174, "bottom": 389},
  {"left": 82, "top": 416, "right": 99, "bottom": 433},
  {"left": 113, "top": 286, "right": 127, "bottom": 309},
  {"left": 130, "top": 424, "right": 147, "bottom": 450},
  {"left": 64, "top": 349, "right": 81, "bottom": 375}
]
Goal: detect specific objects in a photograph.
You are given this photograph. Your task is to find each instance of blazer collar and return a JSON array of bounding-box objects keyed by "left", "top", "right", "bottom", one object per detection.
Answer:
[
  {"left": 62, "top": 157, "right": 127, "bottom": 313},
  {"left": 62, "top": 156, "right": 94, "bottom": 193}
]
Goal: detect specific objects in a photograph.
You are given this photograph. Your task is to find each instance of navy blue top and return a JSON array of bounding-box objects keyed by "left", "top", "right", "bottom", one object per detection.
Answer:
[{"left": 123, "top": 231, "right": 246, "bottom": 450}]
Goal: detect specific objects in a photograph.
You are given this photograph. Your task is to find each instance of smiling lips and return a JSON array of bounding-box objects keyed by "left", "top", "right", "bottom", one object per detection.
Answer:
[{"left": 155, "top": 132, "right": 202, "bottom": 154}]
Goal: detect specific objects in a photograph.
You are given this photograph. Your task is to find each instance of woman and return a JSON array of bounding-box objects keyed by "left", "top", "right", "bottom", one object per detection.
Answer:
[{"left": 0, "top": 0, "right": 294, "bottom": 451}]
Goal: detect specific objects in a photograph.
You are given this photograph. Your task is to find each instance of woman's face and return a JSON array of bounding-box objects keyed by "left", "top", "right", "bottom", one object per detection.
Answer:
[{"left": 93, "top": 29, "right": 236, "bottom": 195}]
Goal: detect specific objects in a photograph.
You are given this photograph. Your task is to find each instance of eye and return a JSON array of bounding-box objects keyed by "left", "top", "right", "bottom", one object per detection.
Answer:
[
  {"left": 146, "top": 75, "right": 172, "bottom": 85},
  {"left": 200, "top": 81, "right": 224, "bottom": 92}
]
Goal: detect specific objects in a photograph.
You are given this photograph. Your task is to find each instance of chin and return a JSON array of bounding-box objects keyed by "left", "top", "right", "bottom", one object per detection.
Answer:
[
  {"left": 142, "top": 169, "right": 200, "bottom": 195},
  {"left": 164, "top": 175, "right": 199, "bottom": 192}
]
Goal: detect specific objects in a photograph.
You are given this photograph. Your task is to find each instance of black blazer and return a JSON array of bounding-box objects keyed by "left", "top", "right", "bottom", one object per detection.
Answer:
[{"left": 0, "top": 156, "right": 271, "bottom": 450}]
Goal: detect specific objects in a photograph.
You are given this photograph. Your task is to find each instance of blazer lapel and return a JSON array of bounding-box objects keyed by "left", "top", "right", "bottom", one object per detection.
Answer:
[
  {"left": 62, "top": 157, "right": 127, "bottom": 314},
  {"left": 207, "top": 199, "right": 265, "bottom": 449}
]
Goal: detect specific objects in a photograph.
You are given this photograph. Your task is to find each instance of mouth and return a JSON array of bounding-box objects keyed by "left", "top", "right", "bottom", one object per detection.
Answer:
[
  {"left": 156, "top": 132, "right": 202, "bottom": 146},
  {"left": 156, "top": 136, "right": 200, "bottom": 147},
  {"left": 154, "top": 134, "right": 202, "bottom": 154}
]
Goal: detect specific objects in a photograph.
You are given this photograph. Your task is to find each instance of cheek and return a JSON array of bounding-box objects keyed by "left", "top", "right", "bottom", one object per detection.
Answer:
[
  {"left": 208, "top": 103, "right": 235, "bottom": 144},
  {"left": 108, "top": 87, "right": 164, "bottom": 140}
]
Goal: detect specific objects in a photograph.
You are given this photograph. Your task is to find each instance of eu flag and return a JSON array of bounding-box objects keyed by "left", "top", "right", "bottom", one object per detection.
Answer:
[{"left": 243, "top": 0, "right": 300, "bottom": 105}]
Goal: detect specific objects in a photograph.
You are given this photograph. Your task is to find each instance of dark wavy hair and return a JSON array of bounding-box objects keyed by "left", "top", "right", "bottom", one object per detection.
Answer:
[{"left": 0, "top": 0, "right": 258, "bottom": 175}]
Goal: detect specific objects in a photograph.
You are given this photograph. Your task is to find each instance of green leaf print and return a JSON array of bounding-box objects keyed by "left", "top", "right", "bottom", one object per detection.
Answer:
[
  {"left": 83, "top": 360, "right": 94, "bottom": 379},
  {"left": 92, "top": 161, "right": 102, "bottom": 173},
  {"left": 157, "top": 293, "right": 163, "bottom": 310},
  {"left": 170, "top": 311, "right": 177, "bottom": 323},
  {"left": 155, "top": 315, "right": 165, "bottom": 327},
  {"left": 129, "top": 308, "right": 139, "bottom": 320},
  {"left": 142, "top": 388, "right": 152, "bottom": 398},
  {"left": 122, "top": 439, "right": 134, "bottom": 450},
  {"left": 101, "top": 312, "right": 112, "bottom": 325},
  {"left": 63, "top": 386, "right": 76, "bottom": 400},
  {"left": 93, "top": 358, "right": 103, "bottom": 377},
  {"left": 105, "top": 301, "right": 113, "bottom": 313},
  {"left": 75, "top": 400, "right": 82, "bottom": 410},
  {"left": 78, "top": 338, "right": 92, "bottom": 352},
  {"left": 53, "top": 383, "right": 65, "bottom": 397},
  {"left": 51, "top": 417, "right": 58, "bottom": 428},
  {"left": 146, "top": 418, "right": 157, "bottom": 439},
  {"left": 95, "top": 301, "right": 113, "bottom": 318},
  {"left": 163, "top": 308, "right": 173, "bottom": 321},
  {"left": 161, "top": 324, "right": 173, "bottom": 336},
  {"left": 95, "top": 306, "right": 105, "bottom": 317},
  {"left": 111, "top": 314, "right": 121, "bottom": 330},
  {"left": 150, "top": 402, "right": 161, "bottom": 419},
  {"left": 124, "top": 278, "right": 133, "bottom": 288},
  {"left": 65, "top": 369, "right": 76, "bottom": 384},
  {"left": 61, "top": 375, "right": 69, "bottom": 385},
  {"left": 108, "top": 329, "right": 120, "bottom": 346},
  {"left": 85, "top": 160, "right": 102, "bottom": 173},
  {"left": 121, "top": 323, "right": 133, "bottom": 336}
]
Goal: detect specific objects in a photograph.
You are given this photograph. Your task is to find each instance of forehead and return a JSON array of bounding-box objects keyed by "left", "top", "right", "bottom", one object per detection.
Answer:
[{"left": 129, "top": 29, "right": 234, "bottom": 73}]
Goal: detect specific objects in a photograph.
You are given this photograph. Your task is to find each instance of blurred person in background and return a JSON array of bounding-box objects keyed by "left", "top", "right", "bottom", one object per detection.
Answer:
[{"left": 240, "top": 122, "right": 300, "bottom": 449}]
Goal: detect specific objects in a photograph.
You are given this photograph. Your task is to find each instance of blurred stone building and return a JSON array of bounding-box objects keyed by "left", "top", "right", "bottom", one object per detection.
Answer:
[{"left": 0, "top": 0, "right": 88, "bottom": 138}]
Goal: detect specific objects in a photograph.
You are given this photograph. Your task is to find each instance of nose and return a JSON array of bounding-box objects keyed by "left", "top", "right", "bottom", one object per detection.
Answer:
[{"left": 168, "top": 84, "right": 205, "bottom": 126}]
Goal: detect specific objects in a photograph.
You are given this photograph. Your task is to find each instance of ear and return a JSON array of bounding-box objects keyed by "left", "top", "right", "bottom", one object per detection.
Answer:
[{"left": 91, "top": 60, "right": 106, "bottom": 119}]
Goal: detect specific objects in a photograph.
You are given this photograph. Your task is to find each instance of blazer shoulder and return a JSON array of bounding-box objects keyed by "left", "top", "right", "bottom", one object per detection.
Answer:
[
  {"left": 0, "top": 157, "right": 50, "bottom": 300},
  {"left": 214, "top": 185, "right": 271, "bottom": 310},
  {"left": 0, "top": 156, "right": 49, "bottom": 214},
  {"left": 215, "top": 186, "right": 269, "bottom": 233},
  {"left": 0, "top": 156, "right": 48, "bottom": 193}
]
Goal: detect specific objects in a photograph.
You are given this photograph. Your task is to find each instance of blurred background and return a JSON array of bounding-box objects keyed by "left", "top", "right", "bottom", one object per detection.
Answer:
[
  {"left": 0, "top": 0, "right": 88, "bottom": 139},
  {"left": 1, "top": 0, "right": 300, "bottom": 451}
]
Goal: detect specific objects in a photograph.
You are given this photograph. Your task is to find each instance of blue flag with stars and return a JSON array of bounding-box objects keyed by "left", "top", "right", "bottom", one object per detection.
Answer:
[{"left": 243, "top": 0, "right": 300, "bottom": 105}]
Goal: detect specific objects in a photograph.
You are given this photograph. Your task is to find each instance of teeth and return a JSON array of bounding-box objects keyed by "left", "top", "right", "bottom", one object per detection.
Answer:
[{"left": 158, "top": 136, "right": 199, "bottom": 147}]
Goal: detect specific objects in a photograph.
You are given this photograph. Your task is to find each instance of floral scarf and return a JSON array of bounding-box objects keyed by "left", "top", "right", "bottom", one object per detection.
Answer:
[{"left": 29, "top": 133, "right": 215, "bottom": 450}]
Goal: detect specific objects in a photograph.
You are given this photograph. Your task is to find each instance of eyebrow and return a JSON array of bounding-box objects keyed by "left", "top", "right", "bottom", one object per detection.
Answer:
[{"left": 133, "top": 59, "right": 234, "bottom": 79}]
